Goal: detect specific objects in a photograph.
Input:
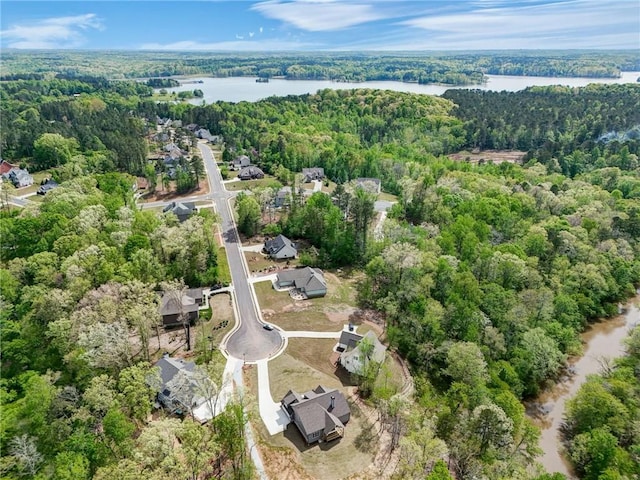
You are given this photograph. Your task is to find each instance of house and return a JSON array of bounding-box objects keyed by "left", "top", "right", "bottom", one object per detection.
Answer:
[
  {"left": 167, "top": 148, "right": 184, "bottom": 161},
  {"left": 337, "top": 324, "right": 364, "bottom": 351},
  {"left": 276, "top": 267, "right": 327, "bottom": 298},
  {"left": 185, "top": 123, "right": 199, "bottom": 132},
  {"left": 163, "top": 201, "right": 196, "bottom": 222},
  {"left": 302, "top": 167, "right": 325, "bottom": 183},
  {"left": 355, "top": 177, "right": 381, "bottom": 194},
  {"left": 264, "top": 234, "right": 297, "bottom": 260},
  {"left": 0, "top": 160, "right": 18, "bottom": 176},
  {"left": 164, "top": 142, "right": 180, "bottom": 152},
  {"left": 154, "top": 354, "right": 216, "bottom": 422},
  {"left": 238, "top": 165, "right": 264, "bottom": 180},
  {"left": 281, "top": 385, "right": 350, "bottom": 444},
  {"left": 195, "top": 128, "right": 216, "bottom": 142},
  {"left": 37, "top": 178, "right": 59, "bottom": 195},
  {"left": 339, "top": 329, "right": 387, "bottom": 375},
  {"left": 159, "top": 287, "right": 203, "bottom": 326},
  {"left": 2, "top": 167, "right": 34, "bottom": 188},
  {"left": 231, "top": 155, "right": 251, "bottom": 171},
  {"left": 274, "top": 186, "right": 292, "bottom": 208}
]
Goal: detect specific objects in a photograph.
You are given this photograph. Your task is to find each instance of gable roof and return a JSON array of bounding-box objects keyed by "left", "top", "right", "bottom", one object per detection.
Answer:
[
  {"left": 0, "top": 160, "right": 18, "bottom": 175},
  {"left": 156, "top": 355, "right": 196, "bottom": 391},
  {"left": 265, "top": 234, "right": 294, "bottom": 254},
  {"left": 232, "top": 155, "right": 251, "bottom": 167},
  {"left": 277, "top": 267, "right": 326, "bottom": 292},
  {"left": 302, "top": 167, "right": 324, "bottom": 181},
  {"left": 162, "top": 201, "right": 196, "bottom": 217},
  {"left": 278, "top": 267, "right": 326, "bottom": 290},
  {"left": 282, "top": 386, "right": 349, "bottom": 438},
  {"left": 238, "top": 165, "right": 264, "bottom": 178},
  {"left": 160, "top": 291, "right": 200, "bottom": 317},
  {"left": 338, "top": 328, "right": 364, "bottom": 350}
]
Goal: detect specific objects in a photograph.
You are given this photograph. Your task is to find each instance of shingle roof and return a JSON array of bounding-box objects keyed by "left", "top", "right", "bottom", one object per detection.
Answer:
[
  {"left": 156, "top": 356, "right": 196, "bottom": 388},
  {"left": 339, "top": 329, "right": 363, "bottom": 349},
  {"left": 265, "top": 234, "right": 294, "bottom": 255},
  {"left": 282, "top": 386, "right": 349, "bottom": 438},
  {"left": 162, "top": 201, "right": 196, "bottom": 217},
  {"left": 160, "top": 292, "right": 199, "bottom": 316},
  {"left": 277, "top": 267, "right": 326, "bottom": 291}
]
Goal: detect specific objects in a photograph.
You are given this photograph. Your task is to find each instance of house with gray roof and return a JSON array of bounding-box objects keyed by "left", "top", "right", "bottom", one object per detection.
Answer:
[
  {"left": 159, "top": 287, "right": 203, "bottom": 326},
  {"left": 281, "top": 385, "right": 350, "bottom": 444},
  {"left": 154, "top": 354, "right": 216, "bottom": 422},
  {"left": 276, "top": 267, "right": 327, "bottom": 298},
  {"left": 264, "top": 234, "right": 297, "bottom": 260},
  {"left": 238, "top": 165, "right": 264, "bottom": 180},
  {"left": 163, "top": 201, "right": 196, "bottom": 222},
  {"left": 2, "top": 167, "right": 33, "bottom": 188},
  {"left": 37, "top": 178, "right": 59, "bottom": 195},
  {"left": 339, "top": 329, "right": 387, "bottom": 375},
  {"left": 231, "top": 155, "right": 251, "bottom": 171},
  {"left": 302, "top": 167, "right": 325, "bottom": 183},
  {"left": 274, "top": 186, "right": 292, "bottom": 208}
]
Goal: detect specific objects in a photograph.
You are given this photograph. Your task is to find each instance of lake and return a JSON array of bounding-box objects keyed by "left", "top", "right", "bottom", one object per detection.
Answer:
[{"left": 166, "top": 71, "right": 640, "bottom": 104}]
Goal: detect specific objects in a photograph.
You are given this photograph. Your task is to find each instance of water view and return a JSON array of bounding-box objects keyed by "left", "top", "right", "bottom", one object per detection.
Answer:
[{"left": 167, "top": 71, "right": 640, "bottom": 104}]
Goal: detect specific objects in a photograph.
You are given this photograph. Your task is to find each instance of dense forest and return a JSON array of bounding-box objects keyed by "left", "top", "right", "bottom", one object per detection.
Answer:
[
  {"left": 1, "top": 71, "right": 639, "bottom": 479},
  {"left": 2, "top": 51, "right": 638, "bottom": 84}
]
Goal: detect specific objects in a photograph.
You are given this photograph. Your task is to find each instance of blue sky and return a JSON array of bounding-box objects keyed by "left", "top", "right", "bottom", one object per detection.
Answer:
[{"left": 1, "top": 1, "right": 638, "bottom": 51}]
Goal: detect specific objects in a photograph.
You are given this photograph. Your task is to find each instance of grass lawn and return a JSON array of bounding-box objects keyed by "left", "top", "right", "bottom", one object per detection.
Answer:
[
  {"left": 256, "top": 348, "right": 375, "bottom": 480},
  {"left": 191, "top": 292, "right": 235, "bottom": 363},
  {"left": 254, "top": 273, "right": 361, "bottom": 332},
  {"left": 244, "top": 252, "right": 300, "bottom": 274},
  {"left": 377, "top": 191, "right": 398, "bottom": 202},
  {"left": 224, "top": 177, "right": 280, "bottom": 191},
  {"left": 217, "top": 247, "right": 232, "bottom": 285}
]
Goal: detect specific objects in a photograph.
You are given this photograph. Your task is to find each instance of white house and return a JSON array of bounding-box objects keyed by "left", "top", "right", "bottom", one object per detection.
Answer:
[{"left": 339, "top": 329, "right": 386, "bottom": 375}]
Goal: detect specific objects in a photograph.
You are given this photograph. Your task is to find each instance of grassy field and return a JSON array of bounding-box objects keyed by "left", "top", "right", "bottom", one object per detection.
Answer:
[
  {"left": 250, "top": 346, "right": 376, "bottom": 480},
  {"left": 217, "top": 247, "right": 232, "bottom": 285},
  {"left": 224, "top": 177, "right": 281, "bottom": 191},
  {"left": 254, "top": 272, "right": 361, "bottom": 332}
]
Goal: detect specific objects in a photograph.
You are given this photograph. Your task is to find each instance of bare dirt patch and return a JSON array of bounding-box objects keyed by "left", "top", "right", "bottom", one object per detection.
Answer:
[{"left": 448, "top": 149, "right": 526, "bottom": 165}]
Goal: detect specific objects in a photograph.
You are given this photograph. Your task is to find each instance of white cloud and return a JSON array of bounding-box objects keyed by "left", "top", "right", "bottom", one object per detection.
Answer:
[
  {"left": 259, "top": 26, "right": 264, "bottom": 33},
  {"left": 139, "top": 39, "right": 316, "bottom": 51},
  {"left": 251, "top": 0, "right": 384, "bottom": 31},
  {"left": 0, "top": 13, "right": 103, "bottom": 49},
  {"left": 396, "top": 0, "right": 640, "bottom": 50}
]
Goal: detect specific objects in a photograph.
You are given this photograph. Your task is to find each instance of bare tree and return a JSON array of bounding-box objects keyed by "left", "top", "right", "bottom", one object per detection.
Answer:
[{"left": 10, "top": 435, "right": 43, "bottom": 477}]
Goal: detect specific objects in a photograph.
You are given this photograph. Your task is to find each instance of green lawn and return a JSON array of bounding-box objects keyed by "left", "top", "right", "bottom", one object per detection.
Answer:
[
  {"left": 254, "top": 272, "right": 360, "bottom": 332},
  {"left": 224, "top": 177, "right": 281, "bottom": 191}
]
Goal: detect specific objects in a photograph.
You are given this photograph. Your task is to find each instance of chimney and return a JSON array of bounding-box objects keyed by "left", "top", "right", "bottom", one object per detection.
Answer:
[{"left": 330, "top": 396, "right": 335, "bottom": 410}]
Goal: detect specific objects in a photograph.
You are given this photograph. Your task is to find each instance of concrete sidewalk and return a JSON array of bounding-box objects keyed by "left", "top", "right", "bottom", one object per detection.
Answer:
[
  {"left": 284, "top": 330, "right": 342, "bottom": 339},
  {"left": 256, "top": 360, "right": 290, "bottom": 435}
]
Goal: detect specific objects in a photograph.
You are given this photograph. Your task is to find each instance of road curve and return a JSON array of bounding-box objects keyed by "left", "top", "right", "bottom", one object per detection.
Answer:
[{"left": 198, "top": 143, "right": 283, "bottom": 362}]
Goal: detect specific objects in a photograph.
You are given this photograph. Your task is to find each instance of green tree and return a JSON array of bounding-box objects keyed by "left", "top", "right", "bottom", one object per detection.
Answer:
[
  {"left": 236, "top": 193, "right": 261, "bottom": 237},
  {"left": 33, "top": 133, "right": 77, "bottom": 169}
]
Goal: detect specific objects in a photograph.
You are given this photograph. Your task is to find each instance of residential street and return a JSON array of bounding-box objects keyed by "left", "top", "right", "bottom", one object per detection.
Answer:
[{"left": 197, "top": 143, "right": 283, "bottom": 362}]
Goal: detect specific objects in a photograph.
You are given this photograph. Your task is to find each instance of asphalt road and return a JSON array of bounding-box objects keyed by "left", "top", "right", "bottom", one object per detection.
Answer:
[{"left": 197, "top": 143, "right": 283, "bottom": 362}]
